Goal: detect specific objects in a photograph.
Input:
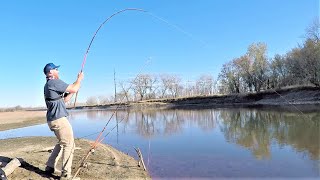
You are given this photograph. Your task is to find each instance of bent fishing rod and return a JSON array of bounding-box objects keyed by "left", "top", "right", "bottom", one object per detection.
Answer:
[
  {"left": 73, "top": 8, "right": 146, "bottom": 108},
  {"left": 72, "top": 8, "right": 148, "bottom": 179}
]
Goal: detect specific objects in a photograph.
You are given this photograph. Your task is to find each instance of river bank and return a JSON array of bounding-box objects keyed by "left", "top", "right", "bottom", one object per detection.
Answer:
[
  {"left": 1, "top": 86, "right": 319, "bottom": 131},
  {"left": 75, "top": 86, "right": 320, "bottom": 110},
  {"left": 0, "top": 137, "right": 150, "bottom": 180}
]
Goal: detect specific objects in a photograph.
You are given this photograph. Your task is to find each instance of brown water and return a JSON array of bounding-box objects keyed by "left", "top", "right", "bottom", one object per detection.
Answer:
[{"left": 1, "top": 106, "right": 319, "bottom": 178}]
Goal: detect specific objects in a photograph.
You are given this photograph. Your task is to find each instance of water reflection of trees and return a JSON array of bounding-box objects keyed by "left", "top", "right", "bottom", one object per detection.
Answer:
[
  {"left": 131, "top": 109, "right": 217, "bottom": 138},
  {"left": 219, "top": 109, "right": 320, "bottom": 160},
  {"left": 71, "top": 108, "right": 319, "bottom": 161},
  {"left": 71, "top": 109, "right": 218, "bottom": 138}
]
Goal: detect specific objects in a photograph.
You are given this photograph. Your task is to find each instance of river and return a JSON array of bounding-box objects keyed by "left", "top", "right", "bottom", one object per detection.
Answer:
[{"left": 1, "top": 106, "right": 319, "bottom": 178}]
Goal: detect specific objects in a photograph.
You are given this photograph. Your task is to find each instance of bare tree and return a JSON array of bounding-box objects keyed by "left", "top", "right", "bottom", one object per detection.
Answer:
[
  {"left": 247, "top": 42, "right": 269, "bottom": 92},
  {"left": 303, "top": 20, "right": 320, "bottom": 86},
  {"left": 115, "top": 91, "right": 129, "bottom": 102},
  {"left": 159, "top": 74, "right": 182, "bottom": 98},
  {"left": 285, "top": 47, "right": 308, "bottom": 85},
  {"left": 86, "top": 96, "right": 98, "bottom": 106},
  {"left": 305, "top": 18, "right": 320, "bottom": 43},
  {"left": 185, "top": 80, "right": 201, "bottom": 97},
  {"left": 131, "top": 74, "right": 157, "bottom": 101},
  {"left": 218, "top": 61, "right": 241, "bottom": 93},
  {"left": 159, "top": 74, "right": 173, "bottom": 98},
  {"left": 146, "top": 75, "right": 158, "bottom": 99},
  {"left": 119, "top": 80, "right": 132, "bottom": 102},
  {"left": 196, "top": 74, "right": 214, "bottom": 96},
  {"left": 98, "top": 95, "right": 109, "bottom": 105},
  {"left": 234, "top": 55, "right": 254, "bottom": 92},
  {"left": 270, "top": 54, "right": 288, "bottom": 88}
]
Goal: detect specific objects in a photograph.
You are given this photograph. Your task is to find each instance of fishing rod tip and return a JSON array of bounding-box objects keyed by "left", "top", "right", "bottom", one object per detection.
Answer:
[{"left": 126, "top": 8, "right": 147, "bottom": 12}]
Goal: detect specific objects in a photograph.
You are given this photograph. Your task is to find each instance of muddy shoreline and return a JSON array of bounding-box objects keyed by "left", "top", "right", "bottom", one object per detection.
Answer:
[{"left": 73, "top": 86, "right": 320, "bottom": 112}]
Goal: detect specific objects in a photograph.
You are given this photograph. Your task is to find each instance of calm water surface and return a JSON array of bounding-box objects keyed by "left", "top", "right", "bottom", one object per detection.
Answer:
[{"left": 1, "top": 107, "right": 319, "bottom": 178}]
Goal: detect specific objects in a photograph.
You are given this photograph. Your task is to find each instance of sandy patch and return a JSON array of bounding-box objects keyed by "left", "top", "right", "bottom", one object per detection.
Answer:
[{"left": 0, "top": 137, "right": 150, "bottom": 180}]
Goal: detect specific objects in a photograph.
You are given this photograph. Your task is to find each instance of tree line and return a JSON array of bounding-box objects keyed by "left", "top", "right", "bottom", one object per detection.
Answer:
[
  {"left": 85, "top": 73, "right": 218, "bottom": 105},
  {"left": 218, "top": 20, "right": 319, "bottom": 93},
  {"left": 86, "top": 20, "right": 319, "bottom": 105}
]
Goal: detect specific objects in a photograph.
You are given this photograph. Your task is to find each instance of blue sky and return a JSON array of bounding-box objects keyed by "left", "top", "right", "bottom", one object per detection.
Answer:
[{"left": 0, "top": 0, "right": 318, "bottom": 107}]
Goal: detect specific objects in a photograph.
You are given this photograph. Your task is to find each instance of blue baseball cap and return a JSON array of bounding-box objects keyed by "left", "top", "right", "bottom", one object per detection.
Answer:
[{"left": 43, "top": 63, "right": 60, "bottom": 75}]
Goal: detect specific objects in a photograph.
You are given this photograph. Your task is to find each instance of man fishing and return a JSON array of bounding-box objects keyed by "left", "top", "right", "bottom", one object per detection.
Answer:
[{"left": 43, "top": 63, "right": 84, "bottom": 179}]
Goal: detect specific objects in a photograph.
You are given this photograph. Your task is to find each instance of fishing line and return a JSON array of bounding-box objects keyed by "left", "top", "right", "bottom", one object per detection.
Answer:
[
  {"left": 75, "top": 111, "right": 129, "bottom": 164},
  {"left": 90, "top": 58, "right": 151, "bottom": 145},
  {"left": 72, "top": 7, "right": 314, "bottom": 177},
  {"left": 74, "top": 57, "right": 151, "bottom": 152},
  {"left": 148, "top": 13, "right": 315, "bottom": 120},
  {"left": 146, "top": 12, "right": 208, "bottom": 47},
  {"left": 77, "top": 117, "right": 145, "bottom": 161},
  {"left": 76, "top": 131, "right": 100, "bottom": 140},
  {"left": 241, "top": 66, "right": 313, "bottom": 121},
  {"left": 73, "top": 58, "right": 151, "bottom": 178},
  {"left": 98, "top": 111, "right": 129, "bottom": 144}
]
